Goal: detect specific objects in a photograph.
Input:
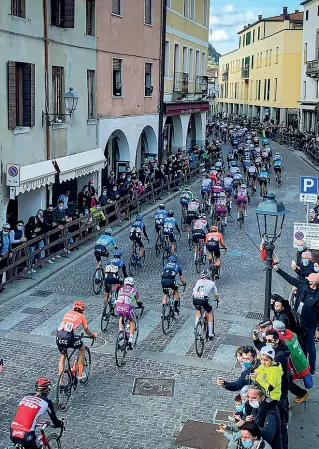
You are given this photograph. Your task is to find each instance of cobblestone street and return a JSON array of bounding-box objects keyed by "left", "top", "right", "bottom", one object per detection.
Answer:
[{"left": 0, "top": 142, "right": 317, "bottom": 449}]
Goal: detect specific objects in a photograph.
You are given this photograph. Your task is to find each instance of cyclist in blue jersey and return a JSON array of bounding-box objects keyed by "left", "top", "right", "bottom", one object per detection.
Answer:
[
  {"left": 104, "top": 249, "right": 128, "bottom": 304},
  {"left": 129, "top": 215, "right": 149, "bottom": 265},
  {"left": 161, "top": 254, "right": 186, "bottom": 315},
  {"left": 257, "top": 166, "right": 270, "bottom": 196},
  {"left": 94, "top": 228, "right": 118, "bottom": 267},
  {"left": 154, "top": 203, "right": 168, "bottom": 240},
  {"left": 163, "top": 210, "right": 181, "bottom": 254},
  {"left": 273, "top": 157, "right": 284, "bottom": 183}
]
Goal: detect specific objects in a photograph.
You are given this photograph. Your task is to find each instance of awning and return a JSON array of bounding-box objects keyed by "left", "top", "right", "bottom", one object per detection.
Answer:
[
  {"left": 16, "top": 160, "right": 56, "bottom": 195},
  {"left": 165, "top": 102, "right": 210, "bottom": 116},
  {"left": 299, "top": 104, "right": 319, "bottom": 111},
  {"left": 54, "top": 148, "right": 106, "bottom": 183}
]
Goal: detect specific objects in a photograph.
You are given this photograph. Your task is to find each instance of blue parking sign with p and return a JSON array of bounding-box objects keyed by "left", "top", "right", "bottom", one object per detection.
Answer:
[{"left": 300, "top": 176, "right": 318, "bottom": 194}]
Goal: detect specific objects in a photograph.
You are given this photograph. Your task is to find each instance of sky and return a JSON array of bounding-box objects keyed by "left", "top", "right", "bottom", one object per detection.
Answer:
[{"left": 209, "top": 0, "right": 302, "bottom": 55}]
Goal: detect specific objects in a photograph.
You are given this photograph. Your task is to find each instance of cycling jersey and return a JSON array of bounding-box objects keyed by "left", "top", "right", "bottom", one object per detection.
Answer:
[
  {"left": 180, "top": 190, "right": 194, "bottom": 203},
  {"left": 206, "top": 231, "right": 224, "bottom": 249},
  {"left": 193, "top": 279, "right": 218, "bottom": 299},
  {"left": 243, "top": 159, "right": 251, "bottom": 167},
  {"left": 201, "top": 179, "right": 212, "bottom": 192},
  {"left": 193, "top": 219, "right": 209, "bottom": 232},
  {"left": 187, "top": 201, "right": 200, "bottom": 213},
  {"left": 155, "top": 209, "right": 168, "bottom": 221},
  {"left": 117, "top": 285, "right": 140, "bottom": 305},
  {"left": 248, "top": 166, "right": 257, "bottom": 174},
  {"left": 230, "top": 160, "right": 239, "bottom": 167},
  {"left": 162, "top": 262, "right": 183, "bottom": 280},
  {"left": 258, "top": 171, "right": 269, "bottom": 179},
  {"left": 130, "top": 220, "right": 148, "bottom": 241},
  {"left": 105, "top": 257, "right": 127, "bottom": 280},
  {"left": 57, "top": 310, "right": 87, "bottom": 334},
  {"left": 237, "top": 188, "right": 248, "bottom": 199},
  {"left": 163, "top": 217, "right": 178, "bottom": 236},
  {"left": 233, "top": 173, "right": 243, "bottom": 182},
  {"left": 224, "top": 177, "right": 233, "bottom": 187},
  {"left": 273, "top": 160, "right": 283, "bottom": 167},
  {"left": 230, "top": 166, "right": 239, "bottom": 174},
  {"left": 95, "top": 235, "right": 117, "bottom": 248}
]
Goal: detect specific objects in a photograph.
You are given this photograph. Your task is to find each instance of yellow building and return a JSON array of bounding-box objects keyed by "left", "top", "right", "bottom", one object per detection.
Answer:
[
  {"left": 163, "top": 0, "right": 210, "bottom": 154},
  {"left": 218, "top": 7, "right": 303, "bottom": 127}
]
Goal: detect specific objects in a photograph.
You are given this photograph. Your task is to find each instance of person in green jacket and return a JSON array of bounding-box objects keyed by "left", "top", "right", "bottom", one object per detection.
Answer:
[{"left": 251, "top": 346, "right": 283, "bottom": 401}]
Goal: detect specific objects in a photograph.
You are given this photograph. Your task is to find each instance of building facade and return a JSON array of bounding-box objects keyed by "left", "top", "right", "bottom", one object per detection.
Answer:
[
  {"left": 96, "top": 0, "right": 161, "bottom": 175},
  {"left": 299, "top": 0, "right": 319, "bottom": 134},
  {"left": 218, "top": 7, "right": 303, "bottom": 127},
  {"left": 163, "top": 0, "right": 210, "bottom": 155},
  {"left": 207, "top": 63, "right": 219, "bottom": 115},
  {"left": 0, "top": 0, "right": 102, "bottom": 225}
]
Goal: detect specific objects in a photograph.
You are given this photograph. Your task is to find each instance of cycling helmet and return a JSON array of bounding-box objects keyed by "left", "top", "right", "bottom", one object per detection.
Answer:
[
  {"left": 210, "top": 225, "right": 218, "bottom": 231},
  {"left": 168, "top": 254, "right": 178, "bottom": 263},
  {"left": 200, "top": 269, "right": 211, "bottom": 279},
  {"left": 124, "top": 277, "right": 135, "bottom": 286},
  {"left": 104, "top": 228, "right": 113, "bottom": 235},
  {"left": 159, "top": 203, "right": 165, "bottom": 209},
  {"left": 35, "top": 378, "right": 52, "bottom": 395},
  {"left": 135, "top": 215, "right": 143, "bottom": 222},
  {"left": 275, "top": 152, "right": 280, "bottom": 156},
  {"left": 236, "top": 168, "right": 240, "bottom": 173},
  {"left": 73, "top": 300, "right": 86, "bottom": 312},
  {"left": 113, "top": 249, "right": 122, "bottom": 257},
  {"left": 241, "top": 184, "right": 246, "bottom": 188},
  {"left": 168, "top": 210, "right": 174, "bottom": 217}
]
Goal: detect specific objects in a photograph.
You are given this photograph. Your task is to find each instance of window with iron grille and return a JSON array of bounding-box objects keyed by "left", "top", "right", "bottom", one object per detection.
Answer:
[
  {"left": 144, "top": 0, "right": 153, "bottom": 25},
  {"left": 11, "top": 0, "right": 25, "bottom": 18},
  {"left": 112, "top": 0, "right": 122, "bottom": 16},
  {"left": 87, "top": 70, "right": 95, "bottom": 119},
  {"left": 7, "top": 61, "right": 35, "bottom": 129},
  {"left": 52, "top": 66, "right": 64, "bottom": 120},
  {"left": 51, "top": 0, "right": 74, "bottom": 28},
  {"left": 113, "top": 58, "right": 123, "bottom": 97},
  {"left": 86, "top": 0, "right": 95, "bottom": 35},
  {"left": 145, "top": 63, "right": 153, "bottom": 96}
]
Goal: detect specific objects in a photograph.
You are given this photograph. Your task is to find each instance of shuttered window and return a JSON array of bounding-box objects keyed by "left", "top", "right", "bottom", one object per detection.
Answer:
[
  {"left": 144, "top": 0, "right": 152, "bottom": 25},
  {"left": 145, "top": 63, "right": 153, "bottom": 96},
  {"left": 112, "top": 59, "right": 123, "bottom": 97},
  {"left": 184, "top": 0, "right": 189, "bottom": 18},
  {"left": 87, "top": 70, "right": 95, "bottom": 119},
  {"left": 86, "top": 0, "right": 95, "bottom": 35},
  {"left": 11, "top": 0, "right": 25, "bottom": 17},
  {"left": 112, "top": 0, "right": 122, "bottom": 16},
  {"left": 51, "top": 0, "right": 75, "bottom": 28},
  {"left": 7, "top": 61, "right": 35, "bottom": 129},
  {"left": 52, "top": 66, "right": 64, "bottom": 120}
]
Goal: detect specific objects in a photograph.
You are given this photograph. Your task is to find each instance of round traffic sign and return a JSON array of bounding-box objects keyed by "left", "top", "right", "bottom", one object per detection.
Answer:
[
  {"left": 295, "top": 231, "right": 304, "bottom": 240},
  {"left": 8, "top": 165, "right": 18, "bottom": 177}
]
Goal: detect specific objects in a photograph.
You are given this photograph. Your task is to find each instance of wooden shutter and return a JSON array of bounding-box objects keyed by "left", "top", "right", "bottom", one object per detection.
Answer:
[
  {"left": 112, "top": 58, "right": 121, "bottom": 70},
  {"left": 7, "top": 61, "right": 16, "bottom": 130},
  {"left": 22, "top": 63, "right": 35, "bottom": 127},
  {"left": 144, "top": 0, "right": 152, "bottom": 25},
  {"left": 112, "top": 0, "right": 121, "bottom": 15},
  {"left": 62, "top": 0, "right": 74, "bottom": 28},
  {"left": 145, "top": 63, "right": 152, "bottom": 74}
]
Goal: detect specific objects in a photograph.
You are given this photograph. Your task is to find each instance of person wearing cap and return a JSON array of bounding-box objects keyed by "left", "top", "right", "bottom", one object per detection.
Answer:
[
  {"left": 0, "top": 224, "right": 13, "bottom": 291},
  {"left": 274, "top": 265, "right": 319, "bottom": 375},
  {"left": 250, "top": 346, "right": 283, "bottom": 401},
  {"left": 291, "top": 251, "right": 315, "bottom": 278},
  {"left": 252, "top": 319, "right": 273, "bottom": 351}
]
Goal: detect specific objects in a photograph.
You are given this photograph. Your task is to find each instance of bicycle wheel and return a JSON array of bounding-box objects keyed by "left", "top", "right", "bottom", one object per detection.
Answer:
[
  {"left": 132, "top": 315, "right": 139, "bottom": 347},
  {"left": 195, "top": 252, "right": 201, "bottom": 274},
  {"left": 162, "top": 248, "right": 170, "bottom": 267},
  {"left": 56, "top": 369, "right": 72, "bottom": 412},
  {"left": 93, "top": 268, "right": 104, "bottom": 295},
  {"left": 115, "top": 331, "right": 127, "bottom": 367},
  {"left": 80, "top": 346, "right": 91, "bottom": 385},
  {"left": 195, "top": 321, "right": 205, "bottom": 358},
  {"left": 101, "top": 301, "right": 112, "bottom": 332},
  {"left": 46, "top": 433, "right": 62, "bottom": 449},
  {"left": 129, "top": 257, "right": 137, "bottom": 276},
  {"left": 188, "top": 235, "right": 194, "bottom": 251},
  {"left": 161, "top": 303, "right": 171, "bottom": 335},
  {"left": 155, "top": 236, "right": 161, "bottom": 257}
]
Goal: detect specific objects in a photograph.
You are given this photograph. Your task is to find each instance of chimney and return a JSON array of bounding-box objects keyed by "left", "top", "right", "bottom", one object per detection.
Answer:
[
  {"left": 283, "top": 6, "right": 288, "bottom": 18},
  {"left": 258, "top": 14, "right": 262, "bottom": 20}
]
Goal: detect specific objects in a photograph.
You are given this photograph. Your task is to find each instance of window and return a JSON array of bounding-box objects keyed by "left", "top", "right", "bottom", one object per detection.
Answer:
[
  {"left": 265, "top": 50, "right": 268, "bottom": 66},
  {"left": 258, "top": 26, "right": 260, "bottom": 40},
  {"left": 275, "top": 47, "right": 279, "bottom": 64},
  {"left": 7, "top": 61, "right": 35, "bottom": 129},
  {"left": 202, "top": 52, "right": 206, "bottom": 75},
  {"left": 167, "top": 0, "right": 171, "bottom": 7},
  {"left": 260, "top": 52, "right": 262, "bottom": 67},
  {"left": 269, "top": 49, "right": 272, "bottom": 65},
  {"left": 189, "top": 48, "right": 194, "bottom": 80},
  {"left": 87, "top": 70, "right": 95, "bottom": 119},
  {"left": 258, "top": 80, "right": 261, "bottom": 100},
  {"left": 251, "top": 55, "right": 254, "bottom": 69},
  {"left": 243, "top": 35, "right": 245, "bottom": 47},
  {"left": 305, "top": 10, "right": 309, "bottom": 20},
  {"left": 182, "top": 47, "right": 188, "bottom": 73},
  {"left": 145, "top": 63, "right": 153, "bottom": 96},
  {"left": 11, "top": 0, "right": 25, "bottom": 18},
  {"left": 203, "top": 0, "right": 209, "bottom": 26},
  {"left": 190, "top": 0, "right": 195, "bottom": 20},
  {"left": 267, "top": 79, "right": 270, "bottom": 101},
  {"left": 256, "top": 53, "right": 259, "bottom": 68},
  {"left": 112, "top": 0, "right": 122, "bottom": 16},
  {"left": 195, "top": 50, "right": 200, "bottom": 76},
  {"left": 318, "top": 5, "right": 319, "bottom": 15},
  {"left": 112, "top": 58, "right": 123, "bottom": 97},
  {"left": 174, "top": 44, "right": 180, "bottom": 73},
  {"left": 246, "top": 31, "right": 251, "bottom": 45},
  {"left": 263, "top": 79, "right": 267, "bottom": 100},
  {"left": 315, "top": 80, "right": 319, "bottom": 99},
  {"left": 255, "top": 80, "right": 258, "bottom": 100},
  {"left": 303, "top": 81, "right": 306, "bottom": 98},
  {"left": 144, "top": 0, "right": 153, "bottom": 25},
  {"left": 274, "top": 78, "right": 278, "bottom": 101},
  {"left": 239, "top": 37, "right": 241, "bottom": 48},
  {"left": 316, "top": 31, "right": 319, "bottom": 60},
  {"left": 304, "top": 43, "right": 308, "bottom": 63},
  {"left": 165, "top": 40, "right": 170, "bottom": 77},
  {"left": 253, "top": 29, "right": 255, "bottom": 43},
  {"left": 52, "top": 66, "right": 64, "bottom": 120},
  {"left": 51, "top": 0, "right": 75, "bottom": 28},
  {"left": 184, "top": 0, "right": 189, "bottom": 18},
  {"left": 86, "top": 0, "right": 95, "bottom": 36}
]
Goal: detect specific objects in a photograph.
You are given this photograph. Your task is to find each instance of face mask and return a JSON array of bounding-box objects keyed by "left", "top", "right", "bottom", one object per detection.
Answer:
[
  {"left": 302, "top": 259, "right": 309, "bottom": 266},
  {"left": 3, "top": 230, "right": 9, "bottom": 234},
  {"left": 84, "top": 210, "right": 89, "bottom": 215},
  {"left": 297, "top": 246, "right": 305, "bottom": 251},
  {"left": 84, "top": 188, "right": 89, "bottom": 193},
  {"left": 242, "top": 440, "right": 253, "bottom": 448},
  {"left": 59, "top": 206, "right": 63, "bottom": 210},
  {"left": 102, "top": 192, "right": 107, "bottom": 196},
  {"left": 266, "top": 341, "right": 275, "bottom": 348},
  {"left": 314, "top": 267, "right": 319, "bottom": 273},
  {"left": 249, "top": 400, "right": 260, "bottom": 409},
  {"left": 235, "top": 404, "right": 244, "bottom": 412},
  {"left": 261, "top": 332, "right": 266, "bottom": 338},
  {"left": 17, "top": 226, "right": 23, "bottom": 231},
  {"left": 113, "top": 188, "right": 118, "bottom": 192},
  {"left": 243, "top": 361, "right": 253, "bottom": 369},
  {"left": 127, "top": 178, "right": 131, "bottom": 182}
]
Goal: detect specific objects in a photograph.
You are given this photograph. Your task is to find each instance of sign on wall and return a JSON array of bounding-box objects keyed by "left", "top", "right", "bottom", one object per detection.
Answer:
[
  {"left": 294, "top": 222, "right": 319, "bottom": 250},
  {"left": 6, "top": 163, "right": 20, "bottom": 187}
]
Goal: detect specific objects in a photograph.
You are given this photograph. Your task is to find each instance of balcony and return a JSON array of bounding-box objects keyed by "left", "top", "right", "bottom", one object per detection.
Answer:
[
  {"left": 195, "top": 75, "right": 208, "bottom": 94},
  {"left": 222, "top": 71, "right": 229, "bottom": 81},
  {"left": 173, "top": 72, "right": 189, "bottom": 93},
  {"left": 306, "top": 60, "right": 319, "bottom": 78},
  {"left": 241, "top": 67, "right": 250, "bottom": 79}
]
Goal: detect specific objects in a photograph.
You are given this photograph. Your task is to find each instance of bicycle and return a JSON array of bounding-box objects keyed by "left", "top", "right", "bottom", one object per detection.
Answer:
[
  {"left": 161, "top": 284, "right": 186, "bottom": 335},
  {"left": 180, "top": 204, "right": 187, "bottom": 231},
  {"left": 275, "top": 170, "right": 283, "bottom": 187},
  {"left": 237, "top": 202, "right": 245, "bottom": 229},
  {"left": 56, "top": 335, "right": 94, "bottom": 411},
  {"left": 129, "top": 239, "right": 147, "bottom": 276},
  {"left": 194, "top": 300, "right": 219, "bottom": 358},
  {"left": 92, "top": 262, "right": 106, "bottom": 295},
  {"left": 162, "top": 233, "right": 179, "bottom": 266},
  {"left": 115, "top": 307, "right": 143, "bottom": 367},
  {"left": 100, "top": 284, "right": 119, "bottom": 332},
  {"left": 13, "top": 421, "right": 65, "bottom": 449},
  {"left": 155, "top": 226, "right": 165, "bottom": 257},
  {"left": 194, "top": 238, "right": 207, "bottom": 274},
  {"left": 209, "top": 248, "right": 227, "bottom": 280},
  {"left": 260, "top": 181, "right": 268, "bottom": 197}
]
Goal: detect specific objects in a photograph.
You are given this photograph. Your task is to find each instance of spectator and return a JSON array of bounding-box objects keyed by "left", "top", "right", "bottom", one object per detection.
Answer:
[
  {"left": 270, "top": 295, "right": 291, "bottom": 329},
  {"left": 291, "top": 251, "right": 315, "bottom": 278},
  {"left": 24, "top": 216, "right": 39, "bottom": 273},
  {"left": 43, "top": 205, "right": 56, "bottom": 263},
  {"left": 52, "top": 200, "right": 69, "bottom": 258},
  {"left": 0, "top": 223, "right": 13, "bottom": 291},
  {"left": 251, "top": 346, "right": 283, "bottom": 401},
  {"left": 252, "top": 319, "right": 273, "bottom": 349},
  {"left": 99, "top": 189, "right": 109, "bottom": 206},
  {"left": 295, "top": 240, "right": 308, "bottom": 266},
  {"left": 108, "top": 185, "right": 120, "bottom": 202},
  {"left": 34, "top": 210, "right": 45, "bottom": 266},
  {"left": 9, "top": 220, "right": 27, "bottom": 277},
  {"left": 239, "top": 422, "right": 272, "bottom": 449},
  {"left": 90, "top": 203, "right": 106, "bottom": 229},
  {"left": 58, "top": 190, "right": 70, "bottom": 210},
  {"left": 309, "top": 208, "right": 319, "bottom": 223},
  {"left": 88, "top": 180, "right": 97, "bottom": 207},
  {"left": 78, "top": 185, "right": 91, "bottom": 209}
]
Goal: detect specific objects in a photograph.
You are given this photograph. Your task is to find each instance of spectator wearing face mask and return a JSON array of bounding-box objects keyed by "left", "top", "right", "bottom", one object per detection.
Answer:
[
  {"left": 9, "top": 220, "right": 27, "bottom": 277},
  {"left": 99, "top": 189, "right": 109, "bottom": 206},
  {"left": 58, "top": 190, "right": 70, "bottom": 210},
  {"left": 90, "top": 203, "right": 106, "bottom": 228},
  {"left": 77, "top": 185, "right": 91, "bottom": 209},
  {"left": 291, "top": 251, "right": 315, "bottom": 278},
  {"left": 239, "top": 422, "right": 272, "bottom": 449},
  {"left": 270, "top": 295, "right": 291, "bottom": 330},
  {"left": 0, "top": 224, "right": 13, "bottom": 291},
  {"left": 309, "top": 208, "right": 319, "bottom": 223},
  {"left": 295, "top": 240, "right": 308, "bottom": 266},
  {"left": 88, "top": 180, "right": 97, "bottom": 207},
  {"left": 108, "top": 184, "right": 120, "bottom": 201}
]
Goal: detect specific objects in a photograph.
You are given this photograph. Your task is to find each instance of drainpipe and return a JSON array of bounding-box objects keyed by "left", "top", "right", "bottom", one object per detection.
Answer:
[
  {"left": 43, "top": 0, "right": 50, "bottom": 161},
  {"left": 157, "top": 0, "right": 167, "bottom": 165}
]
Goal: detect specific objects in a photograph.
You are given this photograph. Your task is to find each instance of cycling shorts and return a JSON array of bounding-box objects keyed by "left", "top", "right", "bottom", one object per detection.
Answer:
[
  {"left": 94, "top": 245, "right": 110, "bottom": 262},
  {"left": 104, "top": 274, "right": 120, "bottom": 292},
  {"left": 215, "top": 206, "right": 227, "bottom": 215},
  {"left": 237, "top": 196, "right": 247, "bottom": 206},
  {"left": 163, "top": 231, "right": 176, "bottom": 243},
  {"left": 56, "top": 330, "right": 83, "bottom": 354},
  {"left": 10, "top": 430, "right": 40, "bottom": 449},
  {"left": 192, "top": 230, "right": 205, "bottom": 243},
  {"left": 193, "top": 296, "right": 212, "bottom": 313},
  {"left": 248, "top": 172, "right": 257, "bottom": 179},
  {"left": 206, "top": 243, "right": 220, "bottom": 258},
  {"left": 201, "top": 188, "right": 210, "bottom": 197},
  {"left": 155, "top": 222, "right": 163, "bottom": 233},
  {"left": 274, "top": 166, "right": 282, "bottom": 173},
  {"left": 116, "top": 302, "right": 135, "bottom": 321},
  {"left": 180, "top": 198, "right": 189, "bottom": 206},
  {"left": 186, "top": 211, "right": 198, "bottom": 225},
  {"left": 259, "top": 178, "right": 268, "bottom": 185},
  {"left": 161, "top": 278, "right": 178, "bottom": 293},
  {"left": 130, "top": 232, "right": 144, "bottom": 247}
]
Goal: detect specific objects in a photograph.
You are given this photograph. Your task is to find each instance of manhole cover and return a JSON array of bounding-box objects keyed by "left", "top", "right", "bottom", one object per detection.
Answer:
[
  {"left": 21, "top": 307, "right": 45, "bottom": 315},
  {"left": 175, "top": 421, "right": 228, "bottom": 449},
  {"left": 30, "top": 290, "right": 53, "bottom": 297},
  {"left": 245, "top": 312, "right": 263, "bottom": 320},
  {"left": 132, "top": 378, "right": 175, "bottom": 397},
  {"left": 214, "top": 410, "right": 234, "bottom": 422}
]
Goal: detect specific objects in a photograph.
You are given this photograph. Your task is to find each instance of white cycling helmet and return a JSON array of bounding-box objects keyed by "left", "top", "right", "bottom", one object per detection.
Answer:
[{"left": 124, "top": 277, "right": 135, "bottom": 286}]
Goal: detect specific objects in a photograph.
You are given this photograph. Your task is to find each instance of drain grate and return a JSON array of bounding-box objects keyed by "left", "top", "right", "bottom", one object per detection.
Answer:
[
  {"left": 21, "top": 307, "right": 45, "bottom": 315},
  {"left": 30, "top": 290, "right": 53, "bottom": 297},
  {"left": 245, "top": 312, "right": 263, "bottom": 320},
  {"left": 132, "top": 378, "right": 175, "bottom": 397},
  {"left": 214, "top": 410, "right": 234, "bottom": 422},
  {"left": 175, "top": 421, "right": 228, "bottom": 449}
]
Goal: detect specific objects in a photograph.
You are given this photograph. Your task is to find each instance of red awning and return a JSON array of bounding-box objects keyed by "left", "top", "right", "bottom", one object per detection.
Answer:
[{"left": 165, "top": 102, "right": 210, "bottom": 116}]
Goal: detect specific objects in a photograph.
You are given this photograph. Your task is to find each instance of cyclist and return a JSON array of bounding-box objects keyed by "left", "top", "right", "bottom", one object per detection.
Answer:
[
  {"left": 201, "top": 174, "right": 212, "bottom": 211},
  {"left": 192, "top": 213, "right": 210, "bottom": 261},
  {"left": 115, "top": 277, "right": 144, "bottom": 350},
  {"left": 237, "top": 183, "right": 249, "bottom": 219},
  {"left": 129, "top": 215, "right": 149, "bottom": 265},
  {"left": 205, "top": 225, "right": 227, "bottom": 275},
  {"left": 161, "top": 254, "right": 186, "bottom": 315},
  {"left": 232, "top": 168, "right": 243, "bottom": 196},
  {"left": 215, "top": 158, "right": 223, "bottom": 175},
  {"left": 56, "top": 301, "right": 97, "bottom": 381},
  {"left": 192, "top": 269, "right": 219, "bottom": 340},
  {"left": 154, "top": 203, "right": 168, "bottom": 241},
  {"left": 163, "top": 210, "right": 181, "bottom": 254},
  {"left": 94, "top": 228, "right": 118, "bottom": 268},
  {"left": 273, "top": 151, "right": 282, "bottom": 163},
  {"left": 247, "top": 161, "right": 257, "bottom": 190},
  {"left": 104, "top": 249, "right": 128, "bottom": 304},
  {"left": 180, "top": 186, "right": 194, "bottom": 212},
  {"left": 258, "top": 166, "right": 270, "bottom": 196},
  {"left": 273, "top": 157, "right": 284, "bottom": 183},
  {"left": 215, "top": 191, "right": 229, "bottom": 226},
  {"left": 186, "top": 197, "right": 200, "bottom": 233},
  {"left": 10, "top": 379, "right": 63, "bottom": 449}
]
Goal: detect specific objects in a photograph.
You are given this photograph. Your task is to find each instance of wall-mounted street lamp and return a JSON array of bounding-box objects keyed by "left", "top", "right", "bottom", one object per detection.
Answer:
[{"left": 42, "top": 88, "right": 80, "bottom": 127}]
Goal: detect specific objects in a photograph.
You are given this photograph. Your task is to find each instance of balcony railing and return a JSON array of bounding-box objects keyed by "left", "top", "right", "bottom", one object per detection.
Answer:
[
  {"left": 195, "top": 75, "right": 208, "bottom": 94},
  {"left": 222, "top": 71, "right": 229, "bottom": 81},
  {"left": 241, "top": 67, "right": 250, "bottom": 79},
  {"left": 306, "top": 60, "right": 319, "bottom": 78},
  {"left": 173, "top": 72, "right": 189, "bottom": 92}
]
